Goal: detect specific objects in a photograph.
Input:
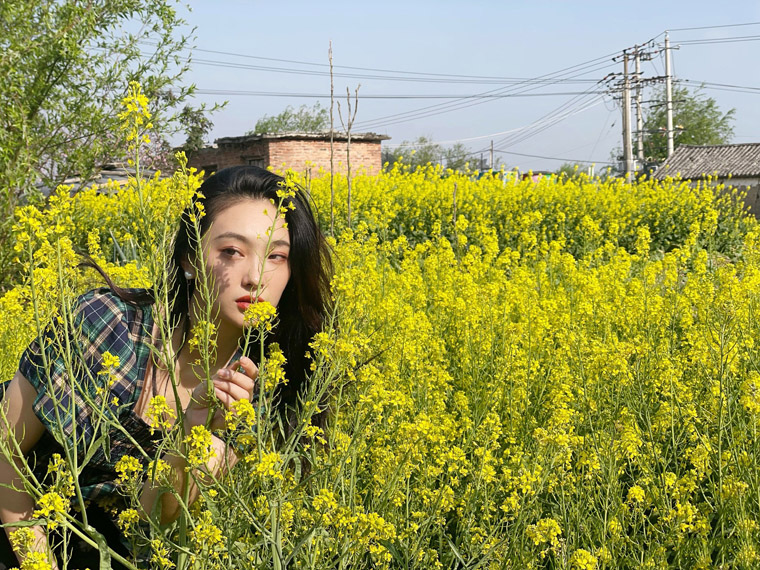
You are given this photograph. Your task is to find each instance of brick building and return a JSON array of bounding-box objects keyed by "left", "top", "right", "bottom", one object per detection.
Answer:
[{"left": 187, "top": 132, "right": 390, "bottom": 176}]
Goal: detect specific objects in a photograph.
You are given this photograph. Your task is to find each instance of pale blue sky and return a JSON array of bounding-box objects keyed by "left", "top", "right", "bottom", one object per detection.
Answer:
[{"left": 175, "top": 1, "right": 760, "bottom": 171}]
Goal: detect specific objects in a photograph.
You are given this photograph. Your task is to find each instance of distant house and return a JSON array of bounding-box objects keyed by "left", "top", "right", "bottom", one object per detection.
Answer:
[
  {"left": 187, "top": 132, "right": 390, "bottom": 177},
  {"left": 35, "top": 163, "right": 162, "bottom": 196},
  {"left": 653, "top": 143, "right": 760, "bottom": 215}
]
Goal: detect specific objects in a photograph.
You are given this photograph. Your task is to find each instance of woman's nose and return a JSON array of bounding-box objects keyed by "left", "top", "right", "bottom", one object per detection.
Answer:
[{"left": 244, "top": 257, "right": 264, "bottom": 289}]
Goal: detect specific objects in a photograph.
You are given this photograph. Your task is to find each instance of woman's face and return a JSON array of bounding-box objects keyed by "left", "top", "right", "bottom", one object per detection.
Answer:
[{"left": 186, "top": 197, "right": 291, "bottom": 334}]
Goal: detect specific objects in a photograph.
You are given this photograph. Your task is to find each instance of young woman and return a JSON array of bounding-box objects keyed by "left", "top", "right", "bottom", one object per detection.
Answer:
[{"left": 0, "top": 166, "right": 332, "bottom": 568}]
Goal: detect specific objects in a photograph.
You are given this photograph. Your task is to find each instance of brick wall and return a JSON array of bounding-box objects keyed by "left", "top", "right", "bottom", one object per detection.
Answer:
[
  {"left": 267, "top": 139, "right": 382, "bottom": 175},
  {"left": 188, "top": 138, "right": 383, "bottom": 176},
  {"left": 188, "top": 140, "right": 268, "bottom": 175}
]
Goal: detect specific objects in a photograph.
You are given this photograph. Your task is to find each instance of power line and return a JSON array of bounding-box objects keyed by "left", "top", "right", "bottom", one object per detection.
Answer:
[
  {"left": 142, "top": 39, "right": 620, "bottom": 133},
  {"left": 192, "top": 89, "right": 607, "bottom": 99},
  {"left": 384, "top": 102, "right": 606, "bottom": 148},
  {"left": 493, "top": 86, "right": 605, "bottom": 149},
  {"left": 354, "top": 58, "right": 617, "bottom": 130},
  {"left": 140, "top": 43, "right": 600, "bottom": 86},
  {"left": 493, "top": 148, "right": 616, "bottom": 165},
  {"left": 668, "top": 22, "right": 760, "bottom": 32},
  {"left": 189, "top": 55, "right": 610, "bottom": 84},
  {"left": 676, "top": 34, "right": 760, "bottom": 45},
  {"left": 493, "top": 96, "right": 603, "bottom": 149},
  {"left": 140, "top": 39, "right": 605, "bottom": 82},
  {"left": 385, "top": 127, "right": 538, "bottom": 148},
  {"left": 587, "top": 108, "right": 616, "bottom": 163},
  {"left": 171, "top": 43, "right": 613, "bottom": 160},
  {"left": 690, "top": 84, "right": 760, "bottom": 96},
  {"left": 679, "top": 79, "right": 760, "bottom": 93},
  {"left": 174, "top": 30, "right": 756, "bottom": 166}
]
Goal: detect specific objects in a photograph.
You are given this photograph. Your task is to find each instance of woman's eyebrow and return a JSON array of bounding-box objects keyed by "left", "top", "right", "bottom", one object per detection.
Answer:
[
  {"left": 213, "top": 231, "right": 250, "bottom": 244},
  {"left": 213, "top": 232, "right": 290, "bottom": 248}
]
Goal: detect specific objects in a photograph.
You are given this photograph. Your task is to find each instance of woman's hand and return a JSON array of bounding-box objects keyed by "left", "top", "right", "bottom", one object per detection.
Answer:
[
  {"left": 144, "top": 358, "right": 258, "bottom": 524},
  {"left": 183, "top": 356, "right": 258, "bottom": 433}
]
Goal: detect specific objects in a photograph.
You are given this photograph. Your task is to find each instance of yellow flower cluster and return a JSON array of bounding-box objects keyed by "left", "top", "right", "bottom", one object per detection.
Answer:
[
  {"left": 117, "top": 508, "right": 140, "bottom": 534},
  {"left": 95, "top": 350, "right": 119, "bottom": 389},
  {"left": 183, "top": 425, "right": 216, "bottom": 469},
  {"left": 189, "top": 510, "right": 225, "bottom": 563},
  {"left": 243, "top": 300, "right": 277, "bottom": 330},
  {"left": 147, "top": 458, "right": 173, "bottom": 486},
  {"left": 145, "top": 395, "right": 177, "bottom": 434},
  {"left": 262, "top": 343, "right": 287, "bottom": 390},
  {"left": 570, "top": 548, "right": 599, "bottom": 570},
  {"left": 100, "top": 351, "right": 120, "bottom": 371},
  {"left": 118, "top": 81, "right": 153, "bottom": 153},
  {"left": 188, "top": 320, "right": 217, "bottom": 353},
  {"left": 8, "top": 528, "right": 35, "bottom": 559},
  {"left": 526, "top": 517, "right": 563, "bottom": 549},
  {"left": 225, "top": 398, "right": 258, "bottom": 434},
  {"left": 149, "top": 537, "right": 175, "bottom": 570},
  {"left": 115, "top": 455, "right": 143, "bottom": 486},
  {"left": 46, "top": 454, "right": 74, "bottom": 499},
  {"left": 32, "top": 491, "right": 68, "bottom": 530},
  {"left": 248, "top": 451, "right": 283, "bottom": 481},
  {"left": 6, "top": 128, "right": 760, "bottom": 566},
  {"left": 275, "top": 174, "right": 298, "bottom": 224},
  {"left": 14, "top": 551, "right": 53, "bottom": 570}
]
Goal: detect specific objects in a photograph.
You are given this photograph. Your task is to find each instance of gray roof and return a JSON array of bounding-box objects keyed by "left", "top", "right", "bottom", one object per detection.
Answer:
[
  {"left": 35, "top": 163, "right": 163, "bottom": 196},
  {"left": 215, "top": 131, "right": 390, "bottom": 145},
  {"left": 653, "top": 143, "right": 760, "bottom": 179}
]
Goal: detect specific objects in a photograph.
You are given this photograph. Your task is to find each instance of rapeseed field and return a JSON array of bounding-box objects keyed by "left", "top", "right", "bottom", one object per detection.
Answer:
[{"left": 1, "top": 89, "right": 758, "bottom": 569}]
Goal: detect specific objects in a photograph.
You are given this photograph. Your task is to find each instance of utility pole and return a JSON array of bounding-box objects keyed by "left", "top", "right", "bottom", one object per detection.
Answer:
[
  {"left": 607, "top": 43, "right": 660, "bottom": 179},
  {"left": 490, "top": 140, "right": 494, "bottom": 170},
  {"left": 329, "top": 41, "right": 335, "bottom": 236},
  {"left": 664, "top": 32, "right": 674, "bottom": 158},
  {"left": 622, "top": 51, "right": 633, "bottom": 183},
  {"left": 634, "top": 46, "right": 644, "bottom": 167}
]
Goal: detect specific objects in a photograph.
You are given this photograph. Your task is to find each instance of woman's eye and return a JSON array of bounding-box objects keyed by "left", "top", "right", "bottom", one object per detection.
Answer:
[
  {"left": 269, "top": 252, "right": 288, "bottom": 262},
  {"left": 221, "top": 247, "right": 240, "bottom": 257}
]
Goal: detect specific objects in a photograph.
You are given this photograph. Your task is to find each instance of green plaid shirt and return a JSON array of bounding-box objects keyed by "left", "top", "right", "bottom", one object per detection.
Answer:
[{"left": 17, "top": 288, "right": 162, "bottom": 505}]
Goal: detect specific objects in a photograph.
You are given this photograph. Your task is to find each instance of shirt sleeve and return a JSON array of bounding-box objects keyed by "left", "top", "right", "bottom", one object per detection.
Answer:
[{"left": 17, "top": 289, "right": 144, "bottom": 455}]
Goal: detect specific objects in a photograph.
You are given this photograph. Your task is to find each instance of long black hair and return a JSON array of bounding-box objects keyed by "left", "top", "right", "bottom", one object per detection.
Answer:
[
  {"left": 176, "top": 166, "right": 332, "bottom": 416},
  {"left": 87, "top": 166, "right": 333, "bottom": 422}
]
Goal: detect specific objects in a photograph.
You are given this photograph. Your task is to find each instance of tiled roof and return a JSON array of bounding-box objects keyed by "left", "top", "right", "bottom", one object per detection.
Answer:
[
  {"left": 35, "top": 163, "right": 162, "bottom": 196},
  {"left": 653, "top": 143, "right": 760, "bottom": 179}
]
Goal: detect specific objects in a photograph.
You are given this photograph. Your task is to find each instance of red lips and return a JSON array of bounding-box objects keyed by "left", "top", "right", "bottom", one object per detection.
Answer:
[
  {"left": 236, "top": 295, "right": 264, "bottom": 311},
  {"left": 236, "top": 295, "right": 264, "bottom": 303}
]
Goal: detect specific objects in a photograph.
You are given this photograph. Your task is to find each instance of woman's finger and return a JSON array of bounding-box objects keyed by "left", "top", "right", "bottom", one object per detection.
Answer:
[
  {"left": 213, "top": 380, "right": 251, "bottom": 403},
  {"left": 213, "top": 386, "right": 237, "bottom": 410},
  {"left": 216, "top": 359, "right": 257, "bottom": 394},
  {"left": 234, "top": 356, "right": 259, "bottom": 380},
  {"left": 185, "top": 359, "right": 258, "bottom": 423}
]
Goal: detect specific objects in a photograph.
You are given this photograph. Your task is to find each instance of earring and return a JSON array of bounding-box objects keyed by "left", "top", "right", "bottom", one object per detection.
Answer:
[{"left": 184, "top": 270, "right": 194, "bottom": 280}]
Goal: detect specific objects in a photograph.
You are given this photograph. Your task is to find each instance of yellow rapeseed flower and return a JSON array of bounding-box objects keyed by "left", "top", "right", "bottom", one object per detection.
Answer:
[
  {"left": 146, "top": 395, "right": 177, "bottom": 434},
  {"left": 32, "top": 492, "right": 67, "bottom": 530},
  {"left": 17, "top": 551, "right": 53, "bottom": 570},
  {"left": 243, "top": 301, "right": 277, "bottom": 330},
  {"left": 183, "top": 426, "right": 216, "bottom": 468},
  {"left": 570, "top": 549, "right": 598, "bottom": 570},
  {"left": 117, "top": 508, "right": 141, "bottom": 534},
  {"left": 115, "top": 455, "right": 143, "bottom": 485}
]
